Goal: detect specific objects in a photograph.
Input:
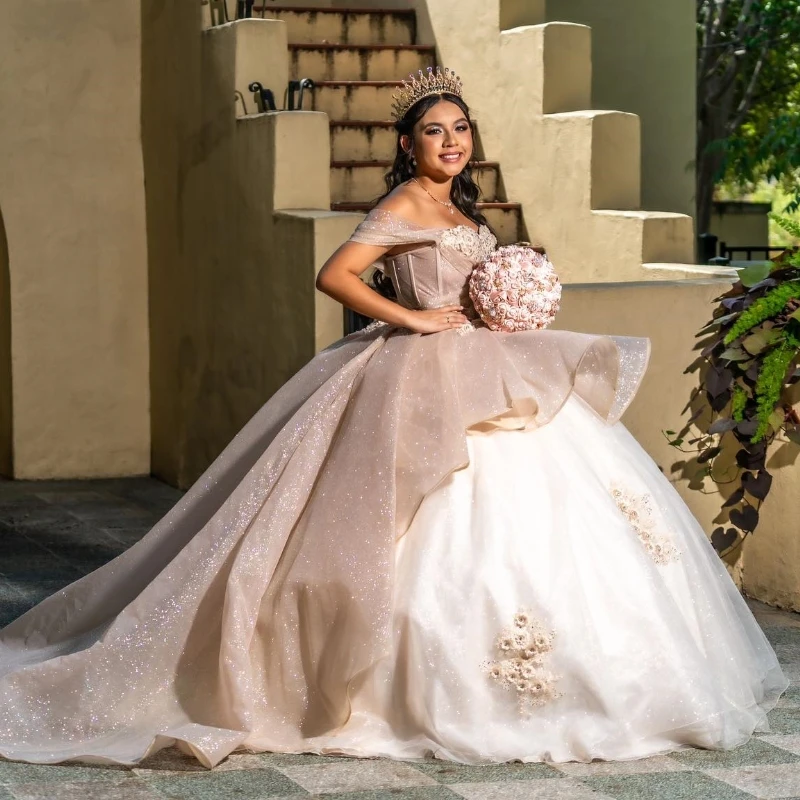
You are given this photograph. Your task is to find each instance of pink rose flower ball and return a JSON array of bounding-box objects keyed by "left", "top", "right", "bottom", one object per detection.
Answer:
[{"left": 469, "top": 245, "right": 561, "bottom": 333}]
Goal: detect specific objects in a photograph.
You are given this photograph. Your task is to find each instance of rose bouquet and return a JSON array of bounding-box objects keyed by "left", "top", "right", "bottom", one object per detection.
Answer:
[{"left": 469, "top": 245, "right": 561, "bottom": 333}]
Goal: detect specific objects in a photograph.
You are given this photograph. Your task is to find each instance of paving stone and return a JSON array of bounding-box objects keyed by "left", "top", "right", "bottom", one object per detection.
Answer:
[
  {"left": 33, "top": 490, "right": 119, "bottom": 507},
  {"left": 668, "top": 738, "right": 800, "bottom": 768},
  {"left": 247, "top": 753, "right": 369, "bottom": 767},
  {"left": 321, "top": 790, "right": 463, "bottom": 800},
  {"left": 554, "top": 755, "right": 691, "bottom": 777},
  {"left": 413, "top": 761, "right": 562, "bottom": 783},
  {"left": 0, "top": 760, "right": 130, "bottom": 784},
  {"left": 778, "top": 686, "right": 800, "bottom": 709},
  {"left": 65, "top": 506, "right": 153, "bottom": 524},
  {"left": 0, "top": 494, "right": 51, "bottom": 512},
  {"left": 277, "top": 762, "right": 438, "bottom": 794},
  {"left": 450, "top": 777, "right": 614, "bottom": 799},
  {"left": 102, "top": 527, "right": 154, "bottom": 548},
  {"left": 762, "top": 735, "right": 800, "bottom": 757},
  {"left": 144, "top": 767, "right": 308, "bottom": 798},
  {"left": 7, "top": 777, "right": 161, "bottom": 799},
  {"left": 578, "top": 771, "right": 757, "bottom": 799},
  {"left": 763, "top": 629, "right": 800, "bottom": 647},
  {"left": 768, "top": 709, "right": 800, "bottom": 735},
  {"left": 749, "top": 602, "right": 800, "bottom": 631},
  {"left": 705, "top": 762, "right": 800, "bottom": 798}
]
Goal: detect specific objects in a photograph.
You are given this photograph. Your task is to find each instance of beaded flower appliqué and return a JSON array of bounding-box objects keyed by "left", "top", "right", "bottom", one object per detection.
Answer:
[
  {"left": 439, "top": 225, "right": 496, "bottom": 263},
  {"left": 610, "top": 483, "right": 681, "bottom": 565},
  {"left": 482, "top": 609, "right": 562, "bottom": 713}
]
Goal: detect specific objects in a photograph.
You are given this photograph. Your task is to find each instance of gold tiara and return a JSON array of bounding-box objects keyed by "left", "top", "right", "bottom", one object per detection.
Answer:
[{"left": 390, "top": 66, "right": 464, "bottom": 121}]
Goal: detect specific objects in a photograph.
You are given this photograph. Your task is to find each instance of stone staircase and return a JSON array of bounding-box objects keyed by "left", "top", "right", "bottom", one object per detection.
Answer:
[{"left": 257, "top": 6, "right": 524, "bottom": 243}]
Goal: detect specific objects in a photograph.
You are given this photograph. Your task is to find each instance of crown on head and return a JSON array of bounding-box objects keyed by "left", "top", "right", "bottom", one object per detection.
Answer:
[{"left": 390, "top": 66, "right": 464, "bottom": 121}]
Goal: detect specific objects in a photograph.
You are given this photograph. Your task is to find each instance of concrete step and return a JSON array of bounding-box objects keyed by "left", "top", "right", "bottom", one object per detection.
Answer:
[
  {"left": 254, "top": 6, "right": 416, "bottom": 45},
  {"left": 642, "top": 263, "right": 737, "bottom": 280},
  {"left": 331, "top": 160, "right": 502, "bottom": 204},
  {"left": 591, "top": 210, "right": 696, "bottom": 279},
  {"left": 290, "top": 43, "right": 435, "bottom": 82},
  {"left": 331, "top": 120, "right": 396, "bottom": 161},
  {"left": 332, "top": 201, "right": 523, "bottom": 245},
  {"left": 481, "top": 204, "right": 523, "bottom": 245},
  {"left": 311, "top": 81, "right": 399, "bottom": 120}
]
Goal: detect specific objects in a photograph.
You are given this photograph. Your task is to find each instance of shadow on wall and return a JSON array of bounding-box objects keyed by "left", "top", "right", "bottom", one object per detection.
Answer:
[{"left": 0, "top": 205, "right": 12, "bottom": 477}]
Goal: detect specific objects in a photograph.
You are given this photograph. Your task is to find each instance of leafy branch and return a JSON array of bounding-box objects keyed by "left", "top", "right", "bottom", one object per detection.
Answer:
[{"left": 668, "top": 213, "right": 800, "bottom": 555}]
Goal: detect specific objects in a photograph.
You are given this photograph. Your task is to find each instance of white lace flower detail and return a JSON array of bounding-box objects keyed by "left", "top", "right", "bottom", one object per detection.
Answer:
[
  {"left": 482, "top": 609, "right": 562, "bottom": 713},
  {"left": 610, "top": 483, "right": 681, "bottom": 565},
  {"left": 456, "top": 320, "right": 479, "bottom": 336},
  {"left": 439, "top": 225, "right": 496, "bottom": 262}
]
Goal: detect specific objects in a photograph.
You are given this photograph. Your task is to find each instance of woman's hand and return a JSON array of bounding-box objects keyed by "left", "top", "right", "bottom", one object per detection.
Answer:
[{"left": 404, "top": 305, "right": 469, "bottom": 334}]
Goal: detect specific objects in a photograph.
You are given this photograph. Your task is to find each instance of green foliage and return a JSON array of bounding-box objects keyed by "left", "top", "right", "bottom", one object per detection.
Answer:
[
  {"left": 673, "top": 233, "right": 800, "bottom": 548},
  {"left": 698, "top": 0, "right": 800, "bottom": 224},
  {"left": 771, "top": 212, "right": 800, "bottom": 241},
  {"left": 723, "top": 281, "right": 800, "bottom": 343},
  {"left": 731, "top": 384, "right": 748, "bottom": 421},
  {"left": 753, "top": 334, "right": 800, "bottom": 441}
]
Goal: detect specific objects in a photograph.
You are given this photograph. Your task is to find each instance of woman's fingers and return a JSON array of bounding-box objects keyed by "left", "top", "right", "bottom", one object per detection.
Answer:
[{"left": 440, "top": 310, "right": 469, "bottom": 328}]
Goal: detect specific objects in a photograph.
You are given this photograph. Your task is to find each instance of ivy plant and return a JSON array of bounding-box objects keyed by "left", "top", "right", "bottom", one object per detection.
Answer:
[{"left": 669, "top": 213, "right": 800, "bottom": 555}]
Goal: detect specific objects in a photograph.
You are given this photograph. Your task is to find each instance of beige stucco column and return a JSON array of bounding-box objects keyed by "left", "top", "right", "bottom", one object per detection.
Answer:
[
  {"left": 0, "top": 0, "right": 150, "bottom": 478},
  {"left": 419, "top": 0, "right": 696, "bottom": 219},
  {"left": 538, "top": 0, "right": 696, "bottom": 218}
]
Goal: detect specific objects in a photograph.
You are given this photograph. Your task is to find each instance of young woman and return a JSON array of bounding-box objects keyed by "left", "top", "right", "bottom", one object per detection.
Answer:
[{"left": 0, "top": 67, "right": 787, "bottom": 768}]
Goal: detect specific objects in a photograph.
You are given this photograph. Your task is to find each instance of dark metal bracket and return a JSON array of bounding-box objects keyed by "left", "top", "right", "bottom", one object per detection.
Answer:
[
  {"left": 248, "top": 82, "right": 277, "bottom": 113},
  {"left": 286, "top": 79, "right": 315, "bottom": 111}
]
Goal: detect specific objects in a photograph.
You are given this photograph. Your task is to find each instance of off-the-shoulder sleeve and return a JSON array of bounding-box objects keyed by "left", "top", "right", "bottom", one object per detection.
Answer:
[
  {"left": 348, "top": 208, "right": 438, "bottom": 248},
  {"left": 346, "top": 208, "right": 439, "bottom": 274}
]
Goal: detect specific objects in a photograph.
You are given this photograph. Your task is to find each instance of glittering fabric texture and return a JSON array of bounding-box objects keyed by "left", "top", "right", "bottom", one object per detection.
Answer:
[{"left": 0, "top": 207, "right": 787, "bottom": 768}]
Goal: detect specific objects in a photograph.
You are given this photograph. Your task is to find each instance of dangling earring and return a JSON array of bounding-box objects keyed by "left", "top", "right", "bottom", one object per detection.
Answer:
[{"left": 410, "top": 155, "right": 416, "bottom": 167}]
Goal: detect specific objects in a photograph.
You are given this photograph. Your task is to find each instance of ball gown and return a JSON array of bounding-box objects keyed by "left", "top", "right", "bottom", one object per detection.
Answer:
[{"left": 0, "top": 208, "right": 789, "bottom": 768}]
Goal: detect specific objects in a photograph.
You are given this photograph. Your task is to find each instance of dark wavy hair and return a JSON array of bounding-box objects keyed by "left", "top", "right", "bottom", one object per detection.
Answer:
[{"left": 371, "top": 92, "right": 487, "bottom": 300}]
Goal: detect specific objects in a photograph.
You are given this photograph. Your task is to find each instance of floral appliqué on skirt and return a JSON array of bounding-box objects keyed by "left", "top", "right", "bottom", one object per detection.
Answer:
[
  {"left": 610, "top": 483, "right": 681, "bottom": 566},
  {"left": 482, "top": 610, "right": 562, "bottom": 713}
]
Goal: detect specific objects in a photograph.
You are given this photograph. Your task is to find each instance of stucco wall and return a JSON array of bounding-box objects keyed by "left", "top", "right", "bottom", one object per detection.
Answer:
[
  {"left": 0, "top": 0, "right": 150, "bottom": 478},
  {"left": 541, "top": 0, "right": 696, "bottom": 218},
  {"left": 710, "top": 202, "right": 771, "bottom": 252},
  {"left": 0, "top": 208, "right": 11, "bottom": 477},
  {"left": 412, "top": 0, "right": 695, "bottom": 220},
  {"left": 142, "top": 8, "right": 342, "bottom": 487}
]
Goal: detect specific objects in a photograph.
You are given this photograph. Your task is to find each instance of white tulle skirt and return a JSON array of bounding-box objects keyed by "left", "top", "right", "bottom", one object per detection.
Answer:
[{"left": 298, "top": 394, "right": 788, "bottom": 764}]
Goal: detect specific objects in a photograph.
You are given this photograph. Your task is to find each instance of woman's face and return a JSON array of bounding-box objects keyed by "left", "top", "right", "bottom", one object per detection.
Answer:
[{"left": 403, "top": 99, "right": 474, "bottom": 180}]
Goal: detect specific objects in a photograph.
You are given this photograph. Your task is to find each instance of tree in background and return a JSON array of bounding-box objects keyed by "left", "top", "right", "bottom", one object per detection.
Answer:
[{"left": 697, "top": 0, "right": 800, "bottom": 235}]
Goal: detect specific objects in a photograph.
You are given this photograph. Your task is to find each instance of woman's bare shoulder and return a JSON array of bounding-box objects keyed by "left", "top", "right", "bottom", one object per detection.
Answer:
[{"left": 375, "top": 184, "right": 428, "bottom": 225}]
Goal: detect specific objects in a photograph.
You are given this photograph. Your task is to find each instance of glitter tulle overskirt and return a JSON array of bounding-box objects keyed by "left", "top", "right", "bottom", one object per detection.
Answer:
[{"left": 0, "top": 321, "right": 787, "bottom": 767}]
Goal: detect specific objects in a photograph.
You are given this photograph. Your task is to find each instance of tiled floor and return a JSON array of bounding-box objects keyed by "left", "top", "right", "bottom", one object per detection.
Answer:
[{"left": 2, "top": 476, "right": 800, "bottom": 799}]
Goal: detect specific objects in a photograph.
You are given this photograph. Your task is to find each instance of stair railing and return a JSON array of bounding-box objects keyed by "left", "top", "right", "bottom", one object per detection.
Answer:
[{"left": 286, "top": 79, "right": 315, "bottom": 111}]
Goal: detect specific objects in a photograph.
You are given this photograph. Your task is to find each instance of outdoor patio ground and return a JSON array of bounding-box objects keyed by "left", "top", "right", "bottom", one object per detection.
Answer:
[{"left": 1, "top": 476, "right": 800, "bottom": 800}]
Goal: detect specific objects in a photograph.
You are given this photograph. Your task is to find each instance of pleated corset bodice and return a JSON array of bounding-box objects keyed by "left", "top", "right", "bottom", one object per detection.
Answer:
[
  {"left": 382, "top": 225, "right": 497, "bottom": 315},
  {"left": 348, "top": 209, "right": 497, "bottom": 315}
]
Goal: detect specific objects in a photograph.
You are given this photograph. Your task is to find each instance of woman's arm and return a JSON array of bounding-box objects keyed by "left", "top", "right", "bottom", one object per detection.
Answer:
[{"left": 316, "top": 241, "right": 469, "bottom": 334}]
